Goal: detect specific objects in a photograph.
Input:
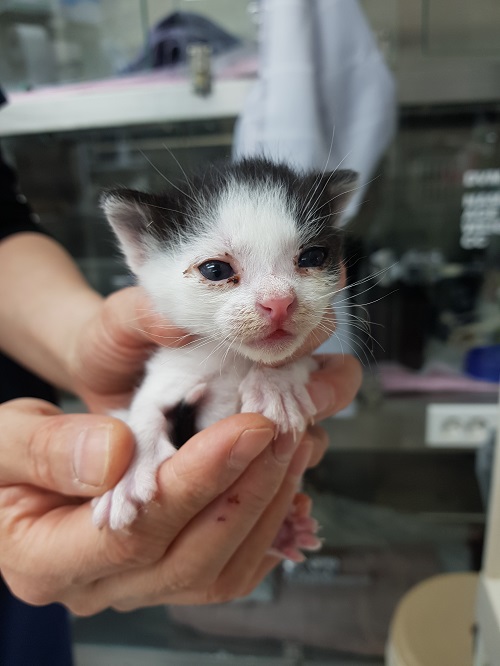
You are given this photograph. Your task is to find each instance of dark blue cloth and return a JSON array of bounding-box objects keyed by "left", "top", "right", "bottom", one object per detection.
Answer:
[
  {"left": 0, "top": 88, "right": 74, "bottom": 666},
  {"left": 0, "top": 583, "right": 73, "bottom": 666}
]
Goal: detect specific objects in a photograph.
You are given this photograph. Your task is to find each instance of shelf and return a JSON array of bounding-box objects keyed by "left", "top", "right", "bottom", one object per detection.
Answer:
[
  {"left": 2, "top": 58, "right": 500, "bottom": 140},
  {"left": 0, "top": 75, "right": 254, "bottom": 137}
]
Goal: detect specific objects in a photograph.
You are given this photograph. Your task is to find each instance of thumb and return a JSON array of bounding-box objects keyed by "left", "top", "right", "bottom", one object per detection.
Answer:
[{"left": 0, "top": 398, "right": 134, "bottom": 496}]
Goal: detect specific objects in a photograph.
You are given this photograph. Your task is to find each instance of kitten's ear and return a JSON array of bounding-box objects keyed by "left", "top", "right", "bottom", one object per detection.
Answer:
[
  {"left": 314, "top": 169, "right": 359, "bottom": 223},
  {"left": 100, "top": 189, "right": 162, "bottom": 273}
]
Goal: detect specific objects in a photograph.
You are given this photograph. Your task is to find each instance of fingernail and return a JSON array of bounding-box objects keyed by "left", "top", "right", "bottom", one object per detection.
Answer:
[
  {"left": 73, "top": 425, "right": 112, "bottom": 487},
  {"left": 272, "top": 432, "right": 298, "bottom": 463},
  {"left": 229, "top": 428, "right": 274, "bottom": 470},
  {"left": 308, "top": 381, "right": 335, "bottom": 418}
]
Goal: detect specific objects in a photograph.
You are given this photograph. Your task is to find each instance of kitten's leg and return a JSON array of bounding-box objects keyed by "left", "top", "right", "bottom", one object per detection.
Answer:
[
  {"left": 239, "top": 357, "right": 322, "bottom": 560},
  {"left": 239, "top": 356, "right": 318, "bottom": 436},
  {"left": 92, "top": 375, "right": 207, "bottom": 531}
]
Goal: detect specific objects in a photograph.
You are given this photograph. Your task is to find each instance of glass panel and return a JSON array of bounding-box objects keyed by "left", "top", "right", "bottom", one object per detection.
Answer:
[
  {"left": 0, "top": 0, "right": 147, "bottom": 89},
  {"left": 422, "top": 0, "right": 500, "bottom": 56},
  {"left": 0, "top": 0, "right": 256, "bottom": 91}
]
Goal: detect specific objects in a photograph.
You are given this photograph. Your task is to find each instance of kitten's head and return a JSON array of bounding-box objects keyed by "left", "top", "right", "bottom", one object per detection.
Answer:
[{"left": 102, "top": 158, "right": 357, "bottom": 363}]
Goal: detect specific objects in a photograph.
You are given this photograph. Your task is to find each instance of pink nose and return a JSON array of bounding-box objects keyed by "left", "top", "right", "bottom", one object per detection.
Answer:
[{"left": 256, "top": 295, "right": 297, "bottom": 323}]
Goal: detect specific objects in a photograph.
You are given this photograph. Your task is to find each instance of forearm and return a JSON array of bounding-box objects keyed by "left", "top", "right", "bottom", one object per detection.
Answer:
[{"left": 0, "top": 232, "right": 102, "bottom": 391}]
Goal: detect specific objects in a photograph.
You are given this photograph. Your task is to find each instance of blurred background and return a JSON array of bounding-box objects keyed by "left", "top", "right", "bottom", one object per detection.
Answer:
[{"left": 1, "top": 1, "right": 500, "bottom": 664}]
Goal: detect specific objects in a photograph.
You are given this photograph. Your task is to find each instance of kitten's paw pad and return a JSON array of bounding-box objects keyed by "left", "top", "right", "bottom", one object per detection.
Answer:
[
  {"left": 91, "top": 464, "right": 157, "bottom": 531},
  {"left": 239, "top": 361, "right": 317, "bottom": 434},
  {"left": 92, "top": 440, "right": 174, "bottom": 530},
  {"left": 270, "top": 493, "right": 322, "bottom": 562},
  {"left": 92, "top": 489, "right": 140, "bottom": 532}
]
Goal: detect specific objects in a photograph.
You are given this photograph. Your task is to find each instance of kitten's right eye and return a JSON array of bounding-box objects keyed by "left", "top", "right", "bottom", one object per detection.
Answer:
[{"left": 198, "top": 260, "right": 235, "bottom": 281}]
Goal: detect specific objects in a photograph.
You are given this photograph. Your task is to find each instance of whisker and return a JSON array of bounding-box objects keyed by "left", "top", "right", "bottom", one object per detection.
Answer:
[
  {"left": 299, "top": 130, "right": 338, "bottom": 217},
  {"left": 162, "top": 143, "right": 196, "bottom": 200},
  {"left": 139, "top": 150, "right": 198, "bottom": 205},
  {"left": 309, "top": 174, "right": 380, "bottom": 219},
  {"left": 306, "top": 150, "right": 352, "bottom": 218}
]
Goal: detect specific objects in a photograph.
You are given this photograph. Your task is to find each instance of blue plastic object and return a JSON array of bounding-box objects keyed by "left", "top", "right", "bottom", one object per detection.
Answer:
[{"left": 465, "top": 345, "right": 500, "bottom": 383}]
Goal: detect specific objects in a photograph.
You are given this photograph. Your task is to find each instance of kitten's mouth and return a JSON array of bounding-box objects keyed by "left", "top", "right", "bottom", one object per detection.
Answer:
[
  {"left": 263, "top": 329, "right": 292, "bottom": 342},
  {"left": 248, "top": 328, "right": 295, "bottom": 348}
]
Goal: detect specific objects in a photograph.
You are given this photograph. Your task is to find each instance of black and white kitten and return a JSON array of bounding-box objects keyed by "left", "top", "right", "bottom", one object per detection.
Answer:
[{"left": 93, "top": 158, "right": 357, "bottom": 559}]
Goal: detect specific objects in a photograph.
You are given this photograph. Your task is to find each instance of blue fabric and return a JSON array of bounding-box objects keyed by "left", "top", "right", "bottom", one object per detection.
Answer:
[{"left": 0, "top": 581, "right": 73, "bottom": 666}]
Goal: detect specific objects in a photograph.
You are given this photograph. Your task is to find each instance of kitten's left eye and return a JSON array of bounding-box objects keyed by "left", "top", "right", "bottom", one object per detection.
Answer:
[
  {"left": 198, "top": 260, "right": 235, "bottom": 281},
  {"left": 298, "top": 247, "right": 328, "bottom": 268}
]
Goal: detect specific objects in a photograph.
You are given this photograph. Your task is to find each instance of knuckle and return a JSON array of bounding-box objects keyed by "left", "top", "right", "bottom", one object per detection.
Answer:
[
  {"left": 238, "top": 485, "right": 273, "bottom": 514},
  {"left": 165, "top": 464, "right": 212, "bottom": 514},
  {"left": 27, "top": 428, "right": 55, "bottom": 489},
  {"left": 178, "top": 482, "right": 209, "bottom": 509},
  {"left": 164, "top": 558, "right": 215, "bottom": 595},
  {"left": 108, "top": 535, "right": 162, "bottom": 568}
]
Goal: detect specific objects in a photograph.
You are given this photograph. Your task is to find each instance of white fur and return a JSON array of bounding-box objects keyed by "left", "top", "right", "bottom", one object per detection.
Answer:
[
  {"left": 141, "top": 181, "right": 337, "bottom": 363},
  {"left": 93, "top": 174, "right": 341, "bottom": 533}
]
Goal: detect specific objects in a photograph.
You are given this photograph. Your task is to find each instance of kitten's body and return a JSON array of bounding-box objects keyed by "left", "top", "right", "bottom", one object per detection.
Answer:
[{"left": 93, "top": 158, "right": 357, "bottom": 559}]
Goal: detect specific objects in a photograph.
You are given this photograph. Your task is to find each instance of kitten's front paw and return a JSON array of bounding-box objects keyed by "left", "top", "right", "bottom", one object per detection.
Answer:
[
  {"left": 92, "top": 437, "right": 174, "bottom": 530},
  {"left": 239, "top": 358, "right": 317, "bottom": 435}
]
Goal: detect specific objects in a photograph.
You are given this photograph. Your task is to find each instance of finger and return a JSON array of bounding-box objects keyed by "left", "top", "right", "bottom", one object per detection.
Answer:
[
  {"left": 0, "top": 399, "right": 134, "bottom": 496},
  {"left": 83, "top": 427, "right": 303, "bottom": 612},
  {"left": 304, "top": 426, "right": 328, "bottom": 468},
  {"left": 140, "top": 413, "right": 278, "bottom": 534},
  {"left": 203, "top": 440, "right": 313, "bottom": 604},
  {"left": 308, "top": 353, "right": 362, "bottom": 420},
  {"left": 61, "top": 417, "right": 277, "bottom": 595},
  {"left": 0, "top": 414, "right": 278, "bottom": 611},
  {"left": 239, "top": 555, "right": 281, "bottom": 598},
  {"left": 140, "top": 442, "right": 312, "bottom": 607}
]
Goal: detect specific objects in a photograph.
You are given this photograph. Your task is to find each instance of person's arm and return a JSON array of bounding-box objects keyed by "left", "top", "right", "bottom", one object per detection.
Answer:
[{"left": 0, "top": 232, "right": 101, "bottom": 392}]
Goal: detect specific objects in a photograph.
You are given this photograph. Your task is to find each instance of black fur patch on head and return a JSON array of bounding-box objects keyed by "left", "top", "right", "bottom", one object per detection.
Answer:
[
  {"left": 190, "top": 157, "right": 357, "bottom": 276},
  {"left": 102, "top": 158, "right": 357, "bottom": 275},
  {"left": 101, "top": 187, "right": 199, "bottom": 246},
  {"left": 192, "top": 158, "right": 356, "bottom": 260}
]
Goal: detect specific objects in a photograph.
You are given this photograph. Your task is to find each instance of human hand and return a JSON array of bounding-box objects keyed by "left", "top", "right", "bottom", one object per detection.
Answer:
[{"left": 0, "top": 354, "right": 361, "bottom": 614}]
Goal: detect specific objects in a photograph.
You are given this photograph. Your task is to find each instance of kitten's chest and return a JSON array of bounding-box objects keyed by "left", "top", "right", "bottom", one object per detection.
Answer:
[{"left": 147, "top": 341, "right": 251, "bottom": 437}]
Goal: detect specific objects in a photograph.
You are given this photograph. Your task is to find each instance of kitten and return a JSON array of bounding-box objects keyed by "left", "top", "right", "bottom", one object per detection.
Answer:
[{"left": 93, "top": 157, "right": 357, "bottom": 560}]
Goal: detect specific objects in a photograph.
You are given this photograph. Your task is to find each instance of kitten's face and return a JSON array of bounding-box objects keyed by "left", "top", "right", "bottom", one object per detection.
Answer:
[{"left": 102, "top": 159, "right": 357, "bottom": 363}]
